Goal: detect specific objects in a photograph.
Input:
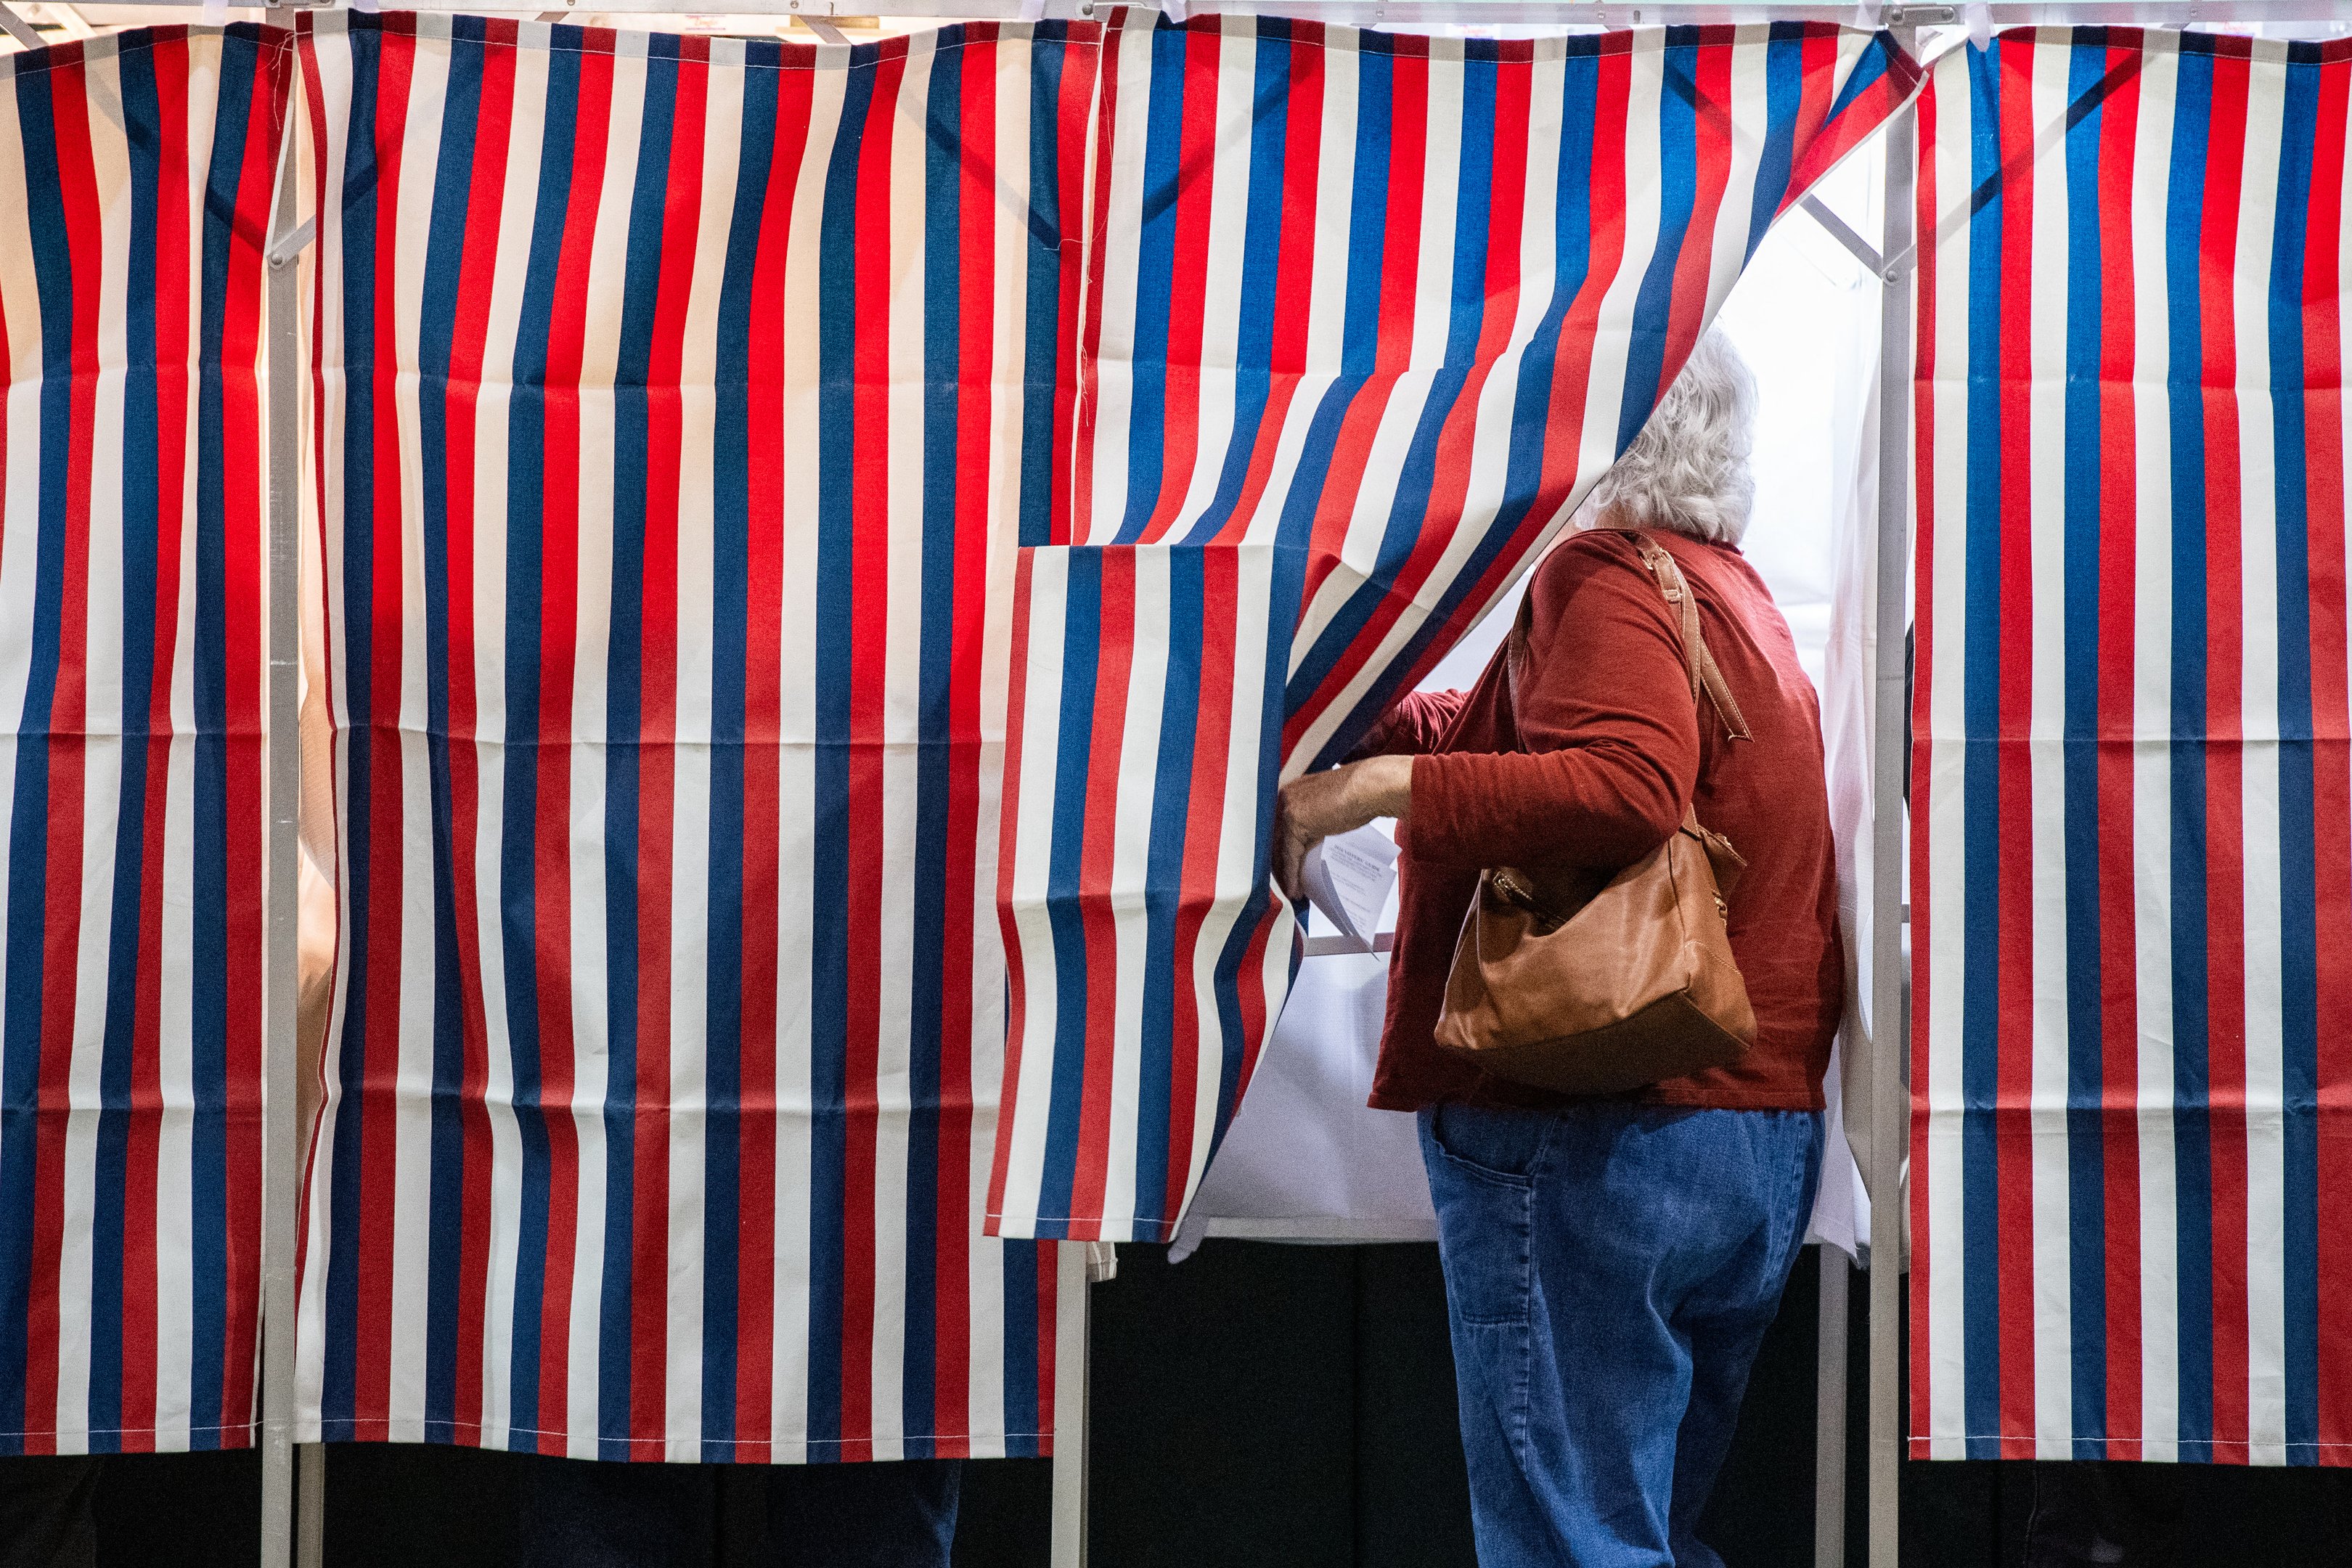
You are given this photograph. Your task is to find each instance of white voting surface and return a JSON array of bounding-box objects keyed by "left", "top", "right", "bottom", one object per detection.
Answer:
[{"left": 1175, "top": 160, "right": 1887, "bottom": 1262}]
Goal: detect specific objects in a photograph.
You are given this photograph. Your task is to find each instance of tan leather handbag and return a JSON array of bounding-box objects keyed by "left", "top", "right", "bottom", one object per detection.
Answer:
[{"left": 1432, "top": 532, "right": 1757, "bottom": 1095}]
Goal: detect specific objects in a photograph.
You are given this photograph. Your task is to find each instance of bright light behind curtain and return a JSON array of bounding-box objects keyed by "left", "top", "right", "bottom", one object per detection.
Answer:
[
  {"left": 987, "top": 15, "right": 1923, "bottom": 1242},
  {"left": 1914, "top": 28, "right": 2352, "bottom": 1465},
  {"left": 0, "top": 25, "right": 286, "bottom": 1455}
]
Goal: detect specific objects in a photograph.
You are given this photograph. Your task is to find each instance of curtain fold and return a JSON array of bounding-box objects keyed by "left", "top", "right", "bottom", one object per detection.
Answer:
[
  {"left": 0, "top": 24, "right": 287, "bottom": 1455},
  {"left": 988, "top": 16, "right": 1923, "bottom": 1242},
  {"left": 1912, "top": 28, "right": 2352, "bottom": 1465}
]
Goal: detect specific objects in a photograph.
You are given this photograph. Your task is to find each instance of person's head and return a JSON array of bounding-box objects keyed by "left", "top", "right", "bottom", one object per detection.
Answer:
[{"left": 1577, "top": 330, "right": 1757, "bottom": 546}]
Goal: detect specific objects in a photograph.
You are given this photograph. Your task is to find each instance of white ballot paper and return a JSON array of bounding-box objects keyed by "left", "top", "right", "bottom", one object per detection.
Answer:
[{"left": 1300, "top": 824, "right": 1400, "bottom": 952}]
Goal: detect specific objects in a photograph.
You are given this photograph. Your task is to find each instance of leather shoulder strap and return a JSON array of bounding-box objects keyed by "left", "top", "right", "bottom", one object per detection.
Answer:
[{"left": 1622, "top": 530, "right": 1752, "bottom": 743}]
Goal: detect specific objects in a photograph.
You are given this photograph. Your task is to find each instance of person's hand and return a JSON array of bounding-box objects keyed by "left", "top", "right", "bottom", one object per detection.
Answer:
[{"left": 1273, "top": 754, "right": 1413, "bottom": 902}]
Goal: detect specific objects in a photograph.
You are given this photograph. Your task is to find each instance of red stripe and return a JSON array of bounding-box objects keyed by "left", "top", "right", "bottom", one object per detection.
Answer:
[
  {"left": 2198, "top": 49, "right": 2251, "bottom": 1464},
  {"left": 353, "top": 23, "right": 417, "bottom": 1438},
  {"left": 731, "top": 54, "right": 812, "bottom": 1466},
  {"left": 1068, "top": 552, "right": 1137, "bottom": 1233},
  {"left": 1032, "top": 1241, "right": 1056, "bottom": 1451},
  {"left": 990, "top": 549, "right": 1040, "bottom": 1230},
  {"left": 1157, "top": 544, "right": 1237, "bottom": 1226},
  {"left": 529, "top": 39, "right": 617, "bottom": 1450},
  {"left": 2302, "top": 49, "right": 2352, "bottom": 1466},
  {"left": 1990, "top": 35, "right": 2038, "bottom": 1460},
  {"left": 1069, "top": 16, "right": 1123, "bottom": 545},
  {"left": 624, "top": 40, "right": 708, "bottom": 1458},
  {"left": 2091, "top": 43, "right": 2144, "bottom": 1461},
  {"left": 211, "top": 38, "right": 281, "bottom": 1445},
  {"left": 840, "top": 49, "right": 912, "bottom": 1459}
]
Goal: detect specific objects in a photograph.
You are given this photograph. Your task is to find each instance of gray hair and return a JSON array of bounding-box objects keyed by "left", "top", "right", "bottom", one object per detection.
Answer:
[{"left": 1580, "top": 331, "right": 1757, "bottom": 547}]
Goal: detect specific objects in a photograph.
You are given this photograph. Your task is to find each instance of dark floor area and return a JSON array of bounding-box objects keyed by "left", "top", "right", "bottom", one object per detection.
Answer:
[{"left": 8, "top": 1241, "right": 2350, "bottom": 1564}]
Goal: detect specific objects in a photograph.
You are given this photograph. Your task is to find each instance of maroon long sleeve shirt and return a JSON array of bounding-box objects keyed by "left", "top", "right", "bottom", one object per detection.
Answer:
[{"left": 1357, "top": 527, "right": 1842, "bottom": 1114}]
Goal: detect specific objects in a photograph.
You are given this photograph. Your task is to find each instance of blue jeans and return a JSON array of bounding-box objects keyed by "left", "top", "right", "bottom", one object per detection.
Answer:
[{"left": 1419, "top": 1102, "right": 1824, "bottom": 1568}]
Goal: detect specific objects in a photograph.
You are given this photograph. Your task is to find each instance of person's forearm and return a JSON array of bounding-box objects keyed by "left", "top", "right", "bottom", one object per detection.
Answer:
[{"left": 1343, "top": 754, "right": 1414, "bottom": 822}]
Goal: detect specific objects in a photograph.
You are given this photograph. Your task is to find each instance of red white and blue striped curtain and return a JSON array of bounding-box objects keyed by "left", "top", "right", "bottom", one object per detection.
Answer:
[
  {"left": 1913, "top": 28, "right": 2352, "bottom": 1464},
  {"left": 0, "top": 25, "right": 286, "bottom": 1455},
  {"left": 291, "top": 12, "right": 1072, "bottom": 1461},
  {"left": 987, "top": 15, "right": 1922, "bottom": 1241}
]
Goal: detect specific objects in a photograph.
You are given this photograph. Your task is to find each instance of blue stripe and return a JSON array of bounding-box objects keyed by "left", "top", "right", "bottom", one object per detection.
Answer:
[
  {"left": 319, "top": 20, "right": 384, "bottom": 1443},
  {"left": 1111, "top": 25, "right": 1191, "bottom": 544},
  {"left": 1036, "top": 547, "right": 1102, "bottom": 1235},
  {"left": 699, "top": 52, "right": 778, "bottom": 1463},
  {"left": 1742, "top": 27, "right": 1809, "bottom": 261},
  {"left": 1018, "top": 30, "right": 1071, "bottom": 550},
  {"left": 187, "top": 33, "right": 265, "bottom": 1448},
  {"left": 997, "top": 1241, "right": 1040, "bottom": 1455},
  {"left": 86, "top": 38, "right": 169, "bottom": 1454},
  {"left": 1128, "top": 550, "right": 1203, "bottom": 1230},
  {"left": 0, "top": 54, "right": 75, "bottom": 1455},
  {"left": 2058, "top": 38, "right": 2109, "bottom": 1458},
  {"left": 596, "top": 40, "right": 682, "bottom": 1459},
  {"left": 901, "top": 48, "right": 967, "bottom": 1453},
  {"left": 497, "top": 36, "right": 586, "bottom": 1450},
  {"left": 1958, "top": 38, "right": 2005, "bottom": 1461},
  {"left": 1825, "top": 31, "right": 1895, "bottom": 126},
  {"left": 2267, "top": 52, "right": 2322, "bottom": 1465},
  {"left": 2163, "top": 45, "right": 2217, "bottom": 1460},
  {"left": 809, "top": 57, "right": 877, "bottom": 1445},
  {"left": 415, "top": 22, "right": 486, "bottom": 1446}
]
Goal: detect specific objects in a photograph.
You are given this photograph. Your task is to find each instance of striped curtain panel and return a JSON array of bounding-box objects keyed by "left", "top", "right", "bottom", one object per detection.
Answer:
[
  {"left": 988, "top": 16, "right": 1922, "bottom": 1241},
  {"left": 1913, "top": 30, "right": 2352, "bottom": 1463},
  {"left": 293, "top": 12, "right": 1073, "bottom": 1461},
  {"left": 0, "top": 27, "right": 286, "bottom": 1455}
]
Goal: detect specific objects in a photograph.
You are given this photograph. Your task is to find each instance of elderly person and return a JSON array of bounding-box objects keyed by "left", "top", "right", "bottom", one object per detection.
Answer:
[{"left": 1276, "top": 332, "right": 1840, "bottom": 1567}]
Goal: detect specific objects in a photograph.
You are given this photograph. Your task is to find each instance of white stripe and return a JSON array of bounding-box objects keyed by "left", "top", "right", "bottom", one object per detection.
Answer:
[
  {"left": 2128, "top": 39, "right": 2181, "bottom": 1464},
  {"left": 469, "top": 28, "right": 552, "bottom": 1454},
  {"left": 560, "top": 41, "right": 650, "bottom": 1453},
  {"left": 385, "top": 33, "right": 453, "bottom": 1444},
  {"left": 2233, "top": 61, "right": 2287, "bottom": 1466},
  {"left": 1101, "top": 548, "right": 1171, "bottom": 1230},
  {"left": 2025, "top": 36, "right": 2074, "bottom": 1458},
  {"left": 1921, "top": 44, "right": 1975, "bottom": 1458},
  {"left": 54, "top": 46, "right": 136, "bottom": 1449}
]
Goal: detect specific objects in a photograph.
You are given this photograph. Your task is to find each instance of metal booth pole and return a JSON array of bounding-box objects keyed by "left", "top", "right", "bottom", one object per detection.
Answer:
[
  {"left": 259, "top": 110, "right": 303, "bottom": 1568},
  {"left": 1801, "top": 25, "right": 1924, "bottom": 1559},
  {"left": 1865, "top": 28, "right": 1919, "bottom": 1568},
  {"left": 1052, "top": 1241, "right": 1116, "bottom": 1567},
  {"left": 261, "top": 62, "right": 319, "bottom": 1568}
]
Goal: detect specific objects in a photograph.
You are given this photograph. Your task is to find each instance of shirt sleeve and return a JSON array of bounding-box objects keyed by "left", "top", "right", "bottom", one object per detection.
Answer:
[
  {"left": 1404, "top": 534, "right": 1700, "bottom": 872},
  {"left": 1352, "top": 689, "right": 1470, "bottom": 759}
]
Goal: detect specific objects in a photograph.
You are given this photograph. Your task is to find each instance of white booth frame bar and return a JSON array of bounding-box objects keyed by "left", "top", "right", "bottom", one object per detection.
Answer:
[{"left": 7, "top": 1, "right": 2344, "bottom": 1563}]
